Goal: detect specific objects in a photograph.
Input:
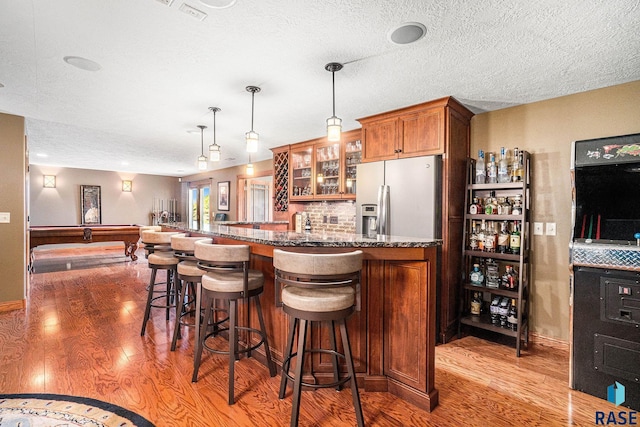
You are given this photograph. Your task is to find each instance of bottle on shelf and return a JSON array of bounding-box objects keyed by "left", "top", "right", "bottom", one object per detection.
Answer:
[
  {"left": 507, "top": 299, "right": 518, "bottom": 331},
  {"left": 510, "top": 221, "right": 521, "bottom": 255},
  {"left": 497, "top": 221, "right": 510, "bottom": 253},
  {"left": 468, "top": 220, "right": 479, "bottom": 251},
  {"left": 511, "top": 148, "right": 524, "bottom": 182},
  {"left": 476, "top": 150, "right": 486, "bottom": 184},
  {"left": 477, "top": 220, "right": 486, "bottom": 252},
  {"left": 498, "top": 147, "right": 510, "bottom": 183},
  {"left": 470, "top": 263, "right": 485, "bottom": 286},
  {"left": 304, "top": 213, "right": 312, "bottom": 233},
  {"left": 485, "top": 258, "right": 500, "bottom": 288},
  {"left": 470, "top": 292, "right": 482, "bottom": 315},
  {"left": 511, "top": 195, "right": 522, "bottom": 215},
  {"left": 484, "top": 191, "right": 498, "bottom": 215},
  {"left": 484, "top": 221, "right": 497, "bottom": 252},
  {"left": 498, "top": 297, "right": 510, "bottom": 328},
  {"left": 469, "top": 196, "right": 482, "bottom": 214},
  {"left": 497, "top": 197, "right": 511, "bottom": 215},
  {"left": 490, "top": 296, "right": 501, "bottom": 325},
  {"left": 486, "top": 152, "right": 497, "bottom": 184},
  {"left": 504, "top": 265, "right": 519, "bottom": 291}
]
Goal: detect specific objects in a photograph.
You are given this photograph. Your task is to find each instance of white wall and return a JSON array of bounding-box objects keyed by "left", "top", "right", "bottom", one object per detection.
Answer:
[{"left": 30, "top": 165, "right": 181, "bottom": 226}]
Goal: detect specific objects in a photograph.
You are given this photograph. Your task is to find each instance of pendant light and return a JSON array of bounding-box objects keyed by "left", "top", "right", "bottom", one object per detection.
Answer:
[
  {"left": 197, "top": 125, "right": 208, "bottom": 170},
  {"left": 208, "top": 107, "right": 221, "bottom": 162},
  {"left": 246, "top": 154, "right": 254, "bottom": 175},
  {"left": 245, "top": 85, "right": 260, "bottom": 153},
  {"left": 325, "top": 62, "right": 343, "bottom": 142}
]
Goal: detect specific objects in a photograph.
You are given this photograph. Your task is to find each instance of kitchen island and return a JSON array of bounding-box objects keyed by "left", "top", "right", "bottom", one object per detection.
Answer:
[{"left": 164, "top": 224, "right": 441, "bottom": 411}]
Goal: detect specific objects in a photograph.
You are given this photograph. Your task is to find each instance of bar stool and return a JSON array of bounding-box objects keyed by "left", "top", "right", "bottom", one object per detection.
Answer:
[
  {"left": 273, "top": 249, "right": 365, "bottom": 427},
  {"left": 170, "top": 235, "right": 212, "bottom": 351},
  {"left": 139, "top": 226, "right": 162, "bottom": 258},
  {"left": 140, "top": 230, "right": 182, "bottom": 336},
  {"left": 192, "top": 241, "right": 276, "bottom": 405}
]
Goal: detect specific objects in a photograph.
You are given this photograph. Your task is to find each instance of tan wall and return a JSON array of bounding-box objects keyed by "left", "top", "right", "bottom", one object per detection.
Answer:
[
  {"left": 471, "top": 80, "right": 640, "bottom": 341},
  {"left": 181, "top": 158, "right": 272, "bottom": 222},
  {"left": 30, "top": 165, "right": 181, "bottom": 226},
  {"left": 0, "top": 113, "right": 26, "bottom": 307}
]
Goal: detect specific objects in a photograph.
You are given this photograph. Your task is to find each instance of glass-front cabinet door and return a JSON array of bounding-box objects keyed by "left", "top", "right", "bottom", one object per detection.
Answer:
[
  {"left": 343, "top": 136, "right": 362, "bottom": 198},
  {"left": 290, "top": 144, "right": 314, "bottom": 200},
  {"left": 315, "top": 141, "right": 341, "bottom": 200}
]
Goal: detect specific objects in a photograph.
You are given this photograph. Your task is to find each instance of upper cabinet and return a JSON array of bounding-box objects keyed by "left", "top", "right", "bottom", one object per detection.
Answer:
[
  {"left": 289, "top": 129, "right": 361, "bottom": 201},
  {"left": 358, "top": 99, "right": 447, "bottom": 162}
]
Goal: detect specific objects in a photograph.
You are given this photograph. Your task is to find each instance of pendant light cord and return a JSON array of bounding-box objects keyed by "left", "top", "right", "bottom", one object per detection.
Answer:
[
  {"left": 332, "top": 70, "right": 336, "bottom": 117},
  {"left": 250, "top": 91, "right": 255, "bottom": 131}
]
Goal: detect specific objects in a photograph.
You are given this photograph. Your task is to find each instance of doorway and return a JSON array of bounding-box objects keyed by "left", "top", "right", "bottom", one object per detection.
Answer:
[{"left": 188, "top": 183, "right": 211, "bottom": 230}]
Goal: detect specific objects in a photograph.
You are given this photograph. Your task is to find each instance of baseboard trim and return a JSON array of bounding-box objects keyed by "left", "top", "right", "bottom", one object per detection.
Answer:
[
  {"left": 529, "top": 332, "right": 569, "bottom": 351},
  {"left": 0, "top": 299, "right": 25, "bottom": 312}
]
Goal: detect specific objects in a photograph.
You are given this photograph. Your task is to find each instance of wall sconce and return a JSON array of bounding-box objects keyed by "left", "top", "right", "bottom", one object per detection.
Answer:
[
  {"left": 122, "top": 180, "right": 132, "bottom": 192},
  {"left": 43, "top": 175, "right": 56, "bottom": 188}
]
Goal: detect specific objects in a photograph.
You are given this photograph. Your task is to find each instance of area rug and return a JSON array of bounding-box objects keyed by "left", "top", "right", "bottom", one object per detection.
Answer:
[{"left": 0, "top": 393, "right": 154, "bottom": 427}]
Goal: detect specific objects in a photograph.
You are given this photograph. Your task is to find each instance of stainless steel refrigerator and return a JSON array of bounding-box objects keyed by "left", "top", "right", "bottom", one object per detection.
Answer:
[{"left": 356, "top": 155, "right": 441, "bottom": 238}]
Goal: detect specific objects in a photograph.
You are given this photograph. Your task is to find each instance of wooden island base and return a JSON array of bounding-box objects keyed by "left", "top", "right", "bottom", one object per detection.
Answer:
[{"left": 179, "top": 228, "right": 440, "bottom": 412}]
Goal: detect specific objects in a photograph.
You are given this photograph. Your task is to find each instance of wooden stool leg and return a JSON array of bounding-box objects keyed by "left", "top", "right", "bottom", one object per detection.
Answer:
[
  {"left": 254, "top": 295, "right": 276, "bottom": 377},
  {"left": 329, "top": 320, "right": 341, "bottom": 390},
  {"left": 192, "top": 292, "right": 212, "bottom": 382},
  {"left": 339, "top": 319, "right": 364, "bottom": 427},
  {"left": 290, "top": 318, "right": 308, "bottom": 427},
  {"left": 140, "top": 267, "right": 157, "bottom": 336},
  {"left": 279, "top": 316, "right": 297, "bottom": 399},
  {"left": 171, "top": 277, "right": 189, "bottom": 351},
  {"left": 228, "top": 298, "right": 237, "bottom": 405}
]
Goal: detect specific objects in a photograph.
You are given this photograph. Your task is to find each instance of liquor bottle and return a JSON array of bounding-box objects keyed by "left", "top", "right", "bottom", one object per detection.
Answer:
[
  {"left": 484, "top": 191, "right": 497, "bottom": 215},
  {"left": 468, "top": 220, "right": 479, "bottom": 251},
  {"left": 469, "top": 196, "right": 482, "bottom": 214},
  {"left": 511, "top": 147, "right": 523, "bottom": 182},
  {"left": 498, "top": 147, "right": 510, "bottom": 183},
  {"left": 477, "top": 220, "right": 486, "bottom": 252},
  {"left": 484, "top": 221, "right": 496, "bottom": 252},
  {"left": 470, "top": 292, "right": 482, "bottom": 315},
  {"left": 511, "top": 195, "right": 522, "bottom": 215},
  {"left": 497, "top": 197, "right": 511, "bottom": 215},
  {"left": 485, "top": 258, "right": 499, "bottom": 288},
  {"left": 490, "top": 296, "right": 501, "bottom": 325},
  {"left": 510, "top": 221, "right": 521, "bottom": 255},
  {"left": 506, "top": 265, "right": 519, "bottom": 291},
  {"left": 507, "top": 299, "right": 518, "bottom": 331},
  {"left": 469, "top": 263, "right": 484, "bottom": 286},
  {"left": 497, "top": 221, "right": 510, "bottom": 253},
  {"left": 476, "top": 150, "right": 486, "bottom": 184},
  {"left": 304, "top": 214, "right": 312, "bottom": 233},
  {"left": 499, "top": 297, "right": 510, "bottom": 328},
  {"left": 486, "top": 153, "right": 497, "bottom": 184}
]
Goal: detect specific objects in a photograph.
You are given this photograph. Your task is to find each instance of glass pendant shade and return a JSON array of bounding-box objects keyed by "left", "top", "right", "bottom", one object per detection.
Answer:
[
  {"left": 209, "top": 143, "right": 221, "bottom": 161},
  {"left": 326, "top": 116, "right": 342, "bottom": 142},
  {"left": 246, "top": 162, "right": 254, "bottom": 175},
  {"left": 197, "top": 155, "right": 208, "bottom": 170},
  {"left": 246, "top": 130, "right": 259, "bottom": 153}
]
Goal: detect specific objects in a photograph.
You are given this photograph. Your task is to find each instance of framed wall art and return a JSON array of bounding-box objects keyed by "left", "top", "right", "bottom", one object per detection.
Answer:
[
  {"left": 80, "top": 185, "right": 102, "bottom": 224},
  {"left": 217, "top": 181, "right": 230, "bottom": 211}
]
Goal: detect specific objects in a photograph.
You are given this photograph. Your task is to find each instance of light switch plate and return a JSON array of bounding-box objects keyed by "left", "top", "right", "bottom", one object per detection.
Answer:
[
  {"left": 533, "top": 222, "right": 544, "bottom": 235},
  {"left": 546, "top": 222, "right": 557, "bottom": 236},
  {"left": 0, "top": 212, "right": 10, "bottom": 223}
]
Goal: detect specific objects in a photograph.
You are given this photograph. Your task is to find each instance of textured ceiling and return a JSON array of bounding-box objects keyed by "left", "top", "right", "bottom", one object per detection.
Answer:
[{"left": 1, "top": 0, "right": 639, "bottom": 177}]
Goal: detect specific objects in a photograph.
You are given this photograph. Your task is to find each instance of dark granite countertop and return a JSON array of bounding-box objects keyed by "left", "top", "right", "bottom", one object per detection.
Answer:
[
  {"left": 212, "top": 220, "right": 289, "bottom": 225},
  {"left": 167, "top": 223, "right": 441, "bottom": 248}
]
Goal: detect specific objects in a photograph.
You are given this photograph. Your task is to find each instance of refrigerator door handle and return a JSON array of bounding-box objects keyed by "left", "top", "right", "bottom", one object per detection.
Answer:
[{"left": 378, "top": 185, "right": 390, "bottom": 235}]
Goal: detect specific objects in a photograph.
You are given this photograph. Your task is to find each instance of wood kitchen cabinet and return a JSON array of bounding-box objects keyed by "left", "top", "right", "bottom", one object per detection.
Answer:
[
  {"left": 358, "top": 96, "right": 474, "bottom": 343},
  {"left": 359, "top": 101, "right": 444, "bottom": 162}
]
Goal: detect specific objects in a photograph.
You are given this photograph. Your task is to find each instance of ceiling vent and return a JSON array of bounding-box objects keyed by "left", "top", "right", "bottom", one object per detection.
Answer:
[{"left": 179, "top": 3, "right": 207, "bottom": 20}]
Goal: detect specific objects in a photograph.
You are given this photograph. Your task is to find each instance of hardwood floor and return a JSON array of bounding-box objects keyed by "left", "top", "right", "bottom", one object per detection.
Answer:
[{"left": 0, "top": 245, "right": 610, "bottom": 426}]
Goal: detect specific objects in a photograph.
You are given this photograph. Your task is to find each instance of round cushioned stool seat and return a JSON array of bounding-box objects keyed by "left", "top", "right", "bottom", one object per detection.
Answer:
[
  {"left": 281, "top": 286, "right": 355, "bottom": 313},
  {"left": 202, "top": 270, "right": 264, "bottom": 293},
  {"left": 177, "top": 260, "right": 205, "bottom": 277},
  {"left": 148, "top": 252, "right": 179, "bottom": 266}
]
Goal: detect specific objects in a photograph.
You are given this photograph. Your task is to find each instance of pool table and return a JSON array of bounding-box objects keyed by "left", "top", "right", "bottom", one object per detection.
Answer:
[{"left": 29, "top": 224, "right": 142, "bottom": 261}]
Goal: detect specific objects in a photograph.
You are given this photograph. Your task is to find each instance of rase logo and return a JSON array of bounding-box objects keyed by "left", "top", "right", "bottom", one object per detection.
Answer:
[{"left": 595, "top": 382, "right": 637, "bottom": 425}]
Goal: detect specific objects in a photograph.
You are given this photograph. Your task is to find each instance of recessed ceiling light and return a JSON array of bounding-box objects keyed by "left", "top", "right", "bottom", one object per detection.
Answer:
[
  {"left": 388, "top": 22, "right": 427, "bottom": 45},
  {"left": 199, "top": 0, "right": 236, "bottom": 8},
  {"left": 63, "top": 56, "right": 102, "bottom": 71}
]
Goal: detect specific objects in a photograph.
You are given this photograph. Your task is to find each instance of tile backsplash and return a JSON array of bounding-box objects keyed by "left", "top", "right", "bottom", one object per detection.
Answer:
[{"left": 297, "top": 201, "right": 356, "bottom": 233}]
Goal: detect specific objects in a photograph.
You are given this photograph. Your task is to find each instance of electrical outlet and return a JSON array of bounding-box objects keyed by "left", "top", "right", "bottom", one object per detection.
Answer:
[
  {"left": 323, "top": 215, "right": 328, "bottom": 223},
  {"left": 329, "top": 216, "right": 338, "bottom": 224},
  {"left": 546, "top": 222, "right": 557, "bottom": 236},
  {"left": 533, "top": 222, "right": 543, "bottom": 235},
  {"left": 0, "top": 212, "right": 9, "bottom": 223}
]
